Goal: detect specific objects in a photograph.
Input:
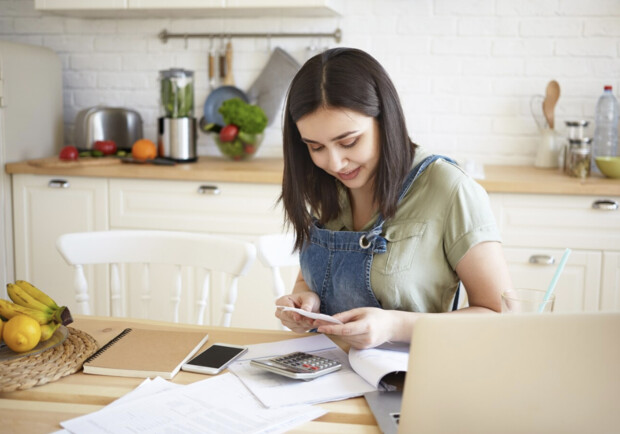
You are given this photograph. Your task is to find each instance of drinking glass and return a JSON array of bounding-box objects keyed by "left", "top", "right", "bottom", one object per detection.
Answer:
[{"left": 501, "top": 288, "right": 555, "bottom": 313}]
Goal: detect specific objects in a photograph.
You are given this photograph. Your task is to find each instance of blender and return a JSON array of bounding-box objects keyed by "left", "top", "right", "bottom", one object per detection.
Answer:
[{"left": 158, "top": 68, "right": 197, "bottom": 162}]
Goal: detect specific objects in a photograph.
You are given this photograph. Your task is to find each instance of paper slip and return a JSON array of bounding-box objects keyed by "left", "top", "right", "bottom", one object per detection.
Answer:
[
  {"left": 61, "top": 373, "right": 325, "bottom": 434},
  {"left": 277, "top": 306, "right": 343, "bottom": 324}
]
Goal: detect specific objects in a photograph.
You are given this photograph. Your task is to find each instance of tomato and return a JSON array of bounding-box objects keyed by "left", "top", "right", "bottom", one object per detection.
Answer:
[
  {"left": 219, "top": 124, "right": 239, "bottom": 142},
  {"left": 94, "top": 140, "right": 117, "bottom": 156},
  {"left": 244, "top": 144, "right": 256, "bottom": 154},
  {"left": 59, "top": 146, "right": 79, "bottom": 161}
]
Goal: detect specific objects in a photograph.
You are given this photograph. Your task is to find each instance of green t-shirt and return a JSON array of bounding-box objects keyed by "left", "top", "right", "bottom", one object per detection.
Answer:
[{"left": 323, "top": 148, "right": 501, "bottom": 313}]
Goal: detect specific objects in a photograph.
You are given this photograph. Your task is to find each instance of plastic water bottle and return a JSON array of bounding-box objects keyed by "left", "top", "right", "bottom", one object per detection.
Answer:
[{"left": 592, "top": 85, "right": 619, "bottom": 173}]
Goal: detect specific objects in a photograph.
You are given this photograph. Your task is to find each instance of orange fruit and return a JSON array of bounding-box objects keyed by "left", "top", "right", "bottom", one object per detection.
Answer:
[
  {"left": 132, "top": 139, "right": 157, "bottom": 160},
  {"left": 3, "top": 315, "right": 41, "bottom": 352}
]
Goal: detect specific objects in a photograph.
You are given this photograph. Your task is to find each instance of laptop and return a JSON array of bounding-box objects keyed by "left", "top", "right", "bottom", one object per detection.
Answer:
[{"left": 365, "top": 313, "right": 620, "bottom": 434}]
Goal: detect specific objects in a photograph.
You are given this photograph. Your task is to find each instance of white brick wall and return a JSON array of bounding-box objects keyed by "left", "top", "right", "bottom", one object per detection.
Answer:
[{"left": 1, "top": 0, "right": 619, "bottom": 165}]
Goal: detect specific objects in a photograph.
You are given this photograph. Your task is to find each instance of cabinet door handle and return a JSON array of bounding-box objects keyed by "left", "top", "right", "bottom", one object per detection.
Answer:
[
  {"left": 591, "top": 199, "right": 618, "bottom": 211},
  {"left": 48, "top": 179, "right": 69, "bottom": 189},
  {"left": 529, "top": 255, "right": 555, "bottom": 265},
  {"left": 197, "top": 185, "right": 220, "bottom": 195}
]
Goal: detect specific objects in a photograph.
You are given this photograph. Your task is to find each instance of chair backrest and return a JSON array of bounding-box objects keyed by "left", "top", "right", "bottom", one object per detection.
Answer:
[
  {"left": 256, "top": 233, "right": 299, "bottom": 299},
  {"left": 56, "top": 230, "right": 256, "bottom": 326}
]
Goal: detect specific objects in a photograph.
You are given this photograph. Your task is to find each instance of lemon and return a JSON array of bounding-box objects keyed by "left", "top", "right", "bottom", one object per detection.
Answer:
[
  {"left": 3, "top": 315, "right": 41, "bottom": 352},
  {"left": 0, "top": 319, "right": 4, "bottom": 344}
]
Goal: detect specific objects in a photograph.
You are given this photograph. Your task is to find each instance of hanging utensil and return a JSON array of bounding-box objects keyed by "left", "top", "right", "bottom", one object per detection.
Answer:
[
  {"left": 542, "top": 80, "right": 560, "bottom": 130},
  {"left": 222, "top": 40, "right": 235, "bottom": 86},
  {"left": 208, "top": 37, "right": 216, "bottom": 91},
  {"left": 218, "top": 36, "right": 227, "bottom": 83},
  {"left": 202, "top": 38, "right": 249, "bottom": 128}
]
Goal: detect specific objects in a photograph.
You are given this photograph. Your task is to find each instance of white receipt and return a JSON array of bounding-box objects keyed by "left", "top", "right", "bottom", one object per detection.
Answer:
[{"left": 277, "top": 306, "right": 343, "bottom": 324}]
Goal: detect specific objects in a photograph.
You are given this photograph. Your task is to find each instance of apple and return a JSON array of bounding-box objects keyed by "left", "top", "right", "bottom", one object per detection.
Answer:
[
  {"left": 94, "top": 140, "right": 117, "bottom": 156},
  {"left": 59, "top": 146, "right": 79, "bottom": 161}
]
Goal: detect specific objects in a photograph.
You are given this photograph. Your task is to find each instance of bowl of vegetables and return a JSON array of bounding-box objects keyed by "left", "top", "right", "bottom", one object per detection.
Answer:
[{"left": 201, "top": 97, "right": 268, "bottom": 161}]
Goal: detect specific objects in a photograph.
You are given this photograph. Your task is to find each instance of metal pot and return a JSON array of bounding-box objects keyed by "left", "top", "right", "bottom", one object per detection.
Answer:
[{"left": 74, "top": 107, "right": 143, "bottom": 151}]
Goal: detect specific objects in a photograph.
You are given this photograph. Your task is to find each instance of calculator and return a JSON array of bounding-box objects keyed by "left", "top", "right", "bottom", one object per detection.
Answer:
[{"left": 250, "top": 351, "right": 342, "bottom": 380}]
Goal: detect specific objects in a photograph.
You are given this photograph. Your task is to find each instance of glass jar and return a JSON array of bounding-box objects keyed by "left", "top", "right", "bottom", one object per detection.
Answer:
[
  {"left": 567, "top": 142, "right": 592, "bottom": 179},
  {"left": 564, "top": 137, "right": 592, "bottom": 176}
]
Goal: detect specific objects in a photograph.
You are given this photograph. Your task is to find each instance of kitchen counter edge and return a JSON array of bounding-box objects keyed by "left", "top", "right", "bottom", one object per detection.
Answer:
[{"left": 5, "top": 157, "right": 620, "bottom": 196}]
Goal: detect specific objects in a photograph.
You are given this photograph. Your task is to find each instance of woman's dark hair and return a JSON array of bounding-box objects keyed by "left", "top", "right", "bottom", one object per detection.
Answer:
[{"left": 281, "top": 47, "right": 417, "bottom": 250}]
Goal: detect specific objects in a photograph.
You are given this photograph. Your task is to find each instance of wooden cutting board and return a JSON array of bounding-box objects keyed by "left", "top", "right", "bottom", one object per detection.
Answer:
[{"left": 28, "top": 156, "right": 123, "bottom": 168}]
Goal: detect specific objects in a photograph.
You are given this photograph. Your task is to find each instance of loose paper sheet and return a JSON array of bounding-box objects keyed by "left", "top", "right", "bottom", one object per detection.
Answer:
[{"left": 61, "top": 374, "right": 324, "bottom": 434}]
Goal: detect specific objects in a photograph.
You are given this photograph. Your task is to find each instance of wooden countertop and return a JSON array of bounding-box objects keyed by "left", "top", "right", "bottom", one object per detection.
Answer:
[
  {"left": 5, "top": 156, "right": 620, "bottom": 196},
  {"left": 5, "top": 156, "right": 285, "bottom": 184}
]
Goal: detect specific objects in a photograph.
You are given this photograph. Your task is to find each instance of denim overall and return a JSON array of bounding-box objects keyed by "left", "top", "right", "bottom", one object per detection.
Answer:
[{"left": 300, "top": 155, "right": 457, "bottom": 315}]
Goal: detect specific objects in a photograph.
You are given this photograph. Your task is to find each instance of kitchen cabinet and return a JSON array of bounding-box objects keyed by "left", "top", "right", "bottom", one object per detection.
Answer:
[
  {"left": 34, "top": 0, "right": 342, "bottom": 17},
  {"left": 35, "top": 0, "right": 128, "bottom": 9},
  {"left": 489, "top": 193, "right": 620, "bottom": 313},
  {"left": 12, "top": 174, "right": 110, "bottom": 316},
  {"left": 602, "top": 252, "right": 620, "bottom": 311}
]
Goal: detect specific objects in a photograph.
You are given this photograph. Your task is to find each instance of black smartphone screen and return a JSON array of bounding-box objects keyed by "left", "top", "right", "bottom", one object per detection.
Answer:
[{"left": 187, "top": 345, "right": 246, "bottom": 368}]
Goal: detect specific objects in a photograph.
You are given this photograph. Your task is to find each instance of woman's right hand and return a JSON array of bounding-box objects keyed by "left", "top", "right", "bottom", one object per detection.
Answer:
[{"left": 275, "top": 290, "right": 321, "bottom": 333}]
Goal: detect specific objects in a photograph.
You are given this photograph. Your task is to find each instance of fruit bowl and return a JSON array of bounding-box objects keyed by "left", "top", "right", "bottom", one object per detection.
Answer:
[
  {"left": 595, "top": 156, "right": 620, "bottom": 179},
  {"left": 213, "top": 132, "right": 264, "bottom": 161}
]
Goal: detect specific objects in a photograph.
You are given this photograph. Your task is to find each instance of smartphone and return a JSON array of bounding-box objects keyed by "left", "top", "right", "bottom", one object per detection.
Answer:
[{"left": 181, "top": 343, "right": 248, "bottom": 375}]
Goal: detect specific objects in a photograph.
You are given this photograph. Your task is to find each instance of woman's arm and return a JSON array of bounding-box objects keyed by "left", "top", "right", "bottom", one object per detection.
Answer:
[
  {"left": 453, "top": 240, "right": 511, "bottom": 313},
  {"left": 316, "top": 241, "right": 512, "bottom": 349}
]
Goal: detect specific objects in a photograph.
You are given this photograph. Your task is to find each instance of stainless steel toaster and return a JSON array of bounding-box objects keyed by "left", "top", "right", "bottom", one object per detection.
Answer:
[{"left": 74, "top": 106, "right": 143, "bottom": 151}]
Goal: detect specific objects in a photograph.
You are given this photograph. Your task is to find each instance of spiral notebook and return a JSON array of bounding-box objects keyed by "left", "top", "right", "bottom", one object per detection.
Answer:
[{"left": 83, "top": 328, "right": 209, "bottom": 379}]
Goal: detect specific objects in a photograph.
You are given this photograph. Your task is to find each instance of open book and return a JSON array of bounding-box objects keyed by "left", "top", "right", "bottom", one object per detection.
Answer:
[
  {"left": 228, "top": 334, "right": 409, "bottom": 408},
  {"left": 348, "top": 342, "right": 409, "bottom": 389}
]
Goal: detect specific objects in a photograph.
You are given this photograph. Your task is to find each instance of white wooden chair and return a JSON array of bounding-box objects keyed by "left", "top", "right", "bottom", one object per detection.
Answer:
[
  {"left": 56, "top": 230, "right": 256, "bottom": 326},
  {"left": 256, "top": 233, "right": 299, "bottom": 300},
  {"left": 256, "top": 233, "right": 299, "bottom": 330}
]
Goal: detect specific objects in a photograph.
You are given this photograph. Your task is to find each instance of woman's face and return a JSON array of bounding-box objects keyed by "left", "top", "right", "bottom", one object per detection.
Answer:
[{"left": 296, "top": 106, "right": 380, "bottom": 193}]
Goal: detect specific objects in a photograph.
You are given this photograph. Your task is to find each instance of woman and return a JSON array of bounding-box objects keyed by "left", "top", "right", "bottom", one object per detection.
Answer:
[{"left": 275, "top": 48, "right": 512, "bottom": 349}]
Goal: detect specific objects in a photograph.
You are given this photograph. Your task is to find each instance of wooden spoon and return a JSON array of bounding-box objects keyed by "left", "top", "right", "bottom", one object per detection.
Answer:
[{"left": 542, "top": 80, "right": 560, "bottom": 129}]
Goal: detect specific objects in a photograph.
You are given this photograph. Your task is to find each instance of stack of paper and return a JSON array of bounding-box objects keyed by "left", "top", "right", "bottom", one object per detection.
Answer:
[{"left": 60, "top": 374, "right": 325, "bottom": 434}]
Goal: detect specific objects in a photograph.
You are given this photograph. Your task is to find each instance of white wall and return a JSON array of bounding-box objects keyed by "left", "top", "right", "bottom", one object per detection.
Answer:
[{"left": 1, "top": 0, "right": 619, "bottom": 165}]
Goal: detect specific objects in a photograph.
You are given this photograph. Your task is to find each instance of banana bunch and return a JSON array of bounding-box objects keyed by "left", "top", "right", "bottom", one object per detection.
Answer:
[{"left": 0, "top": 280, "right": 73, "bottom": 342}]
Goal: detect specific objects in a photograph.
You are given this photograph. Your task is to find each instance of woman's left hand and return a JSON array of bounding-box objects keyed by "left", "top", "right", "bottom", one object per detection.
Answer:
[{"left": 314, "top": 307, "right": 401, "bottom": 349}]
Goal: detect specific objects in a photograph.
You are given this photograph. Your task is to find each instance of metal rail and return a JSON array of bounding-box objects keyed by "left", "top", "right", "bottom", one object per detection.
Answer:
[{"left": 158, "top": 28, "right": 342, "bottom": 44}]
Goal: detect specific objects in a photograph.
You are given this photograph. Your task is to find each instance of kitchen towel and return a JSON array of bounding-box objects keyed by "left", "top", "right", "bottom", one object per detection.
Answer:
[{"left": 246, "top": 47, "right": 301, "bottom": 127}]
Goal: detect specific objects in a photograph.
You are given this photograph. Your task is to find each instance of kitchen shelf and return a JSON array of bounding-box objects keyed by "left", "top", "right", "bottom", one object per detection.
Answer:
[{"left": 34, "top": 0, "right": 343, "bottom": 18}]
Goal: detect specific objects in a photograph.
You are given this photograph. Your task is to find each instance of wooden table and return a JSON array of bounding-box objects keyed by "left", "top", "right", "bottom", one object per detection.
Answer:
[{"left": 0, "top": 316, "right": 379, "bottom": 434}]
